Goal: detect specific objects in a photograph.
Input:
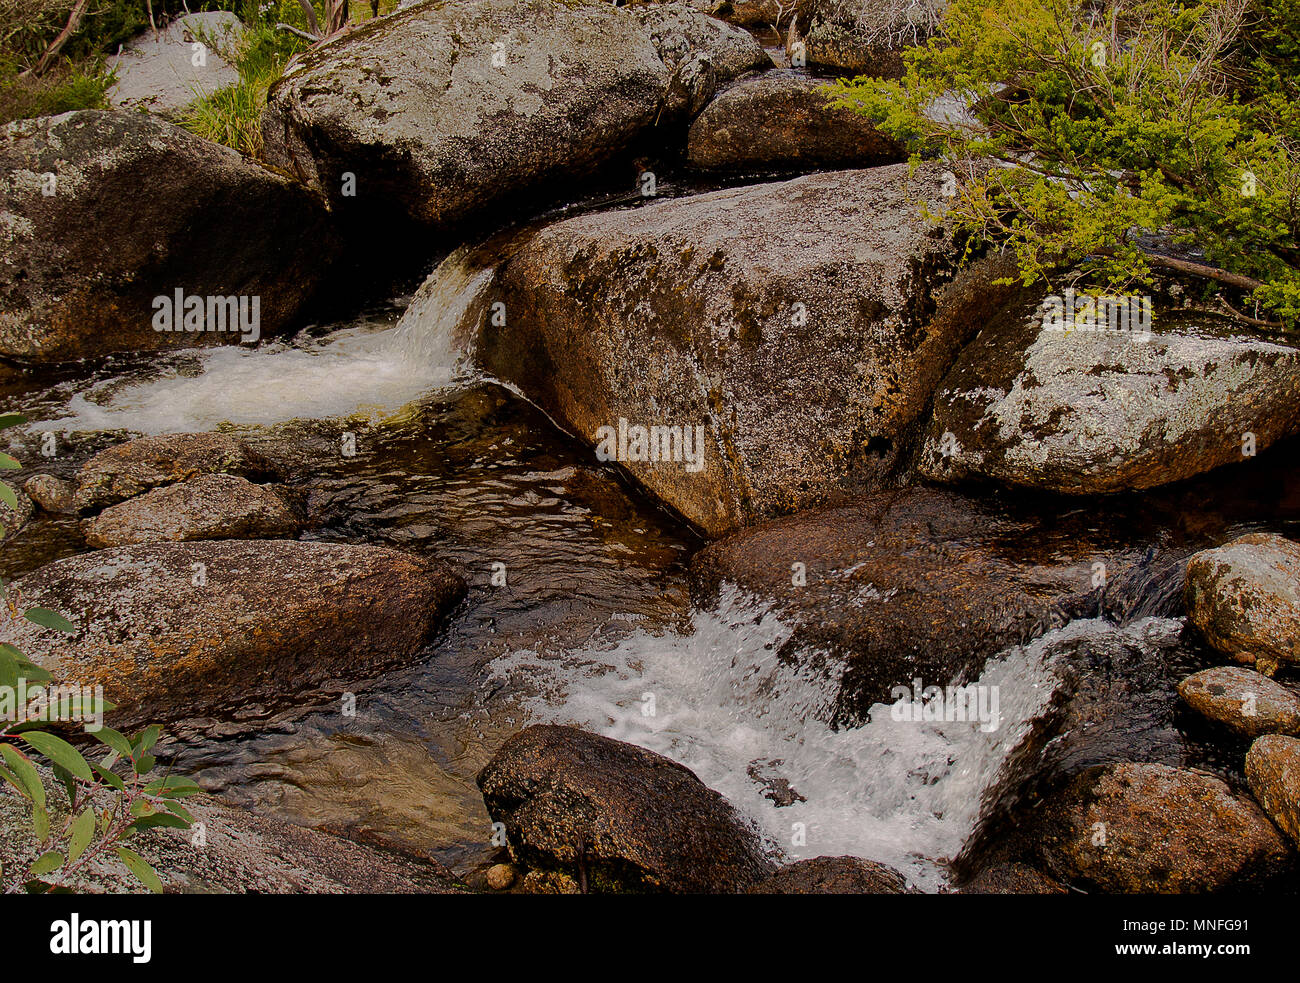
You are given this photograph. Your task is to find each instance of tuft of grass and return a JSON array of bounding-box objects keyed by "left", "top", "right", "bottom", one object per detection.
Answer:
[{"left": 0, "top": 57, "right": 113, "bottom": 125}]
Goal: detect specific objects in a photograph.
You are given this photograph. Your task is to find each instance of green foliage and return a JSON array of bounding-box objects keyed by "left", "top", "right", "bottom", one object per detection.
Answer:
[
  {"left": 179, "top": 2, "right": 312, "bottom": 157},
  {"left": 0, "top": 414, "right": 199, "bottom": 895},
  {"left": 829, "top": 0, "right": 1300, "bottom": 327}
]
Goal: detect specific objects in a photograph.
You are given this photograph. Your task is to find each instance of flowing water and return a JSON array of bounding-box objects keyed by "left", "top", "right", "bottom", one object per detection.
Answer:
[{"left": 1, "top": 246, "right": 1294, "bottom": 889}]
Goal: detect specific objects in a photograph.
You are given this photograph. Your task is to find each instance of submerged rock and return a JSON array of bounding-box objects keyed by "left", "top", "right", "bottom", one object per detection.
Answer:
[
  {"left": 82, "top": 473, "right": 300, "bottom": 548},
  {"left": 1178, "top": 666, "right": 1300, "bottom": 738},
  {"left": 73, "top": 433, "right": 280, "bottom": 513},
  {"left": 477, "top": 724, "right": 774, "bottom": 892},
  {"left": 1030, "top": 762, "right": 1289, "bottom": 893},
  {"left": 1185, "top": 533, "right": 1300, "bottom": 675},
  {"left": 687, "top": 72, "right": 904, "bottom": 173},
  {"left": 746, "top": 856, "right": 915, "bottom": 893},
  {"left": 919, "top": 303, "right": 1300, "bottom": 495},
  {"left": 479, "top": 163, "right": 1015, "bottom": 536},
  {"left": 1245, "top": 735, "right": 1300, "bottom": 849},
  {"left": 262, "top": 0, "right": 763, "bottom": 232},
  {"left": 0, "top": 111, "right": 338, "bottom": 364},
  {"left": 108, "top": 12, "right": 244, "bottom": 117},
  {"left": 0, "top": 540, "right": 465, "bottom": 728},
  {"left": 690, "top": 485, "right": 1151, "bottom": 721}
]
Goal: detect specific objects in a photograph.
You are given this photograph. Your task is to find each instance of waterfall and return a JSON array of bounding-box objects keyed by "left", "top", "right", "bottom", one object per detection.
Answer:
[
  {"left": 37, "top": 249, "right": 495, "bottom": 435},
  {"left": 486, "top": 587, "right": 1184, "bottom": 891}
]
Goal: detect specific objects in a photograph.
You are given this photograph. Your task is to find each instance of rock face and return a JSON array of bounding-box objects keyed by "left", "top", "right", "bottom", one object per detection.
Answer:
[
  {"left": 919, "top": 303, "right": 1300, "bottom": 495},
  {"left": 477, "top": 725, "right": 774, "bottom": 892},
  {"left": 1030, "top": 762, "right": 1289, "bottom": 893},
  {"left": 746, "top": 856, "right": 914, "bottom": 893},
  {"left": 1185, "top": 533, "right": 1300, "bottom": 675},
  {"left": 0, "top": 764, "right": 466, "bottom": 894},
  {"left": 0, "top": 111, "right": 338, "bottom": 364},
  {"left": 0, "top": 540, "right": 465, "bottom": 727},
  {"left": 73, "top": 433, "right": 280, "bottom": 512},
  {"left": 1178, "top": 666, "right": 1300, "bottom": 738},
  {"left": 687, "top": 72, "right": 904, "bottom": 172},
  {"left": 690, "top": 486, "right": 1152, "bottom": 721},
  {"left": 82, "top": 473, "right": 300, "bottom": 548},
  {"left": 0, "top": 485, "right": 33, "bottom": 539},
  {"left": 262, "top": 0, "right": 764, "bottom": 232},
  {"left": 108, "top": 12, "right": 244, "bottom": 117},
  {"left": 1246, "top": 735, "right": 1300, "bottom": 848},
  {"left": 478, "top": 163, "right": 1015, "bottom": 536}
]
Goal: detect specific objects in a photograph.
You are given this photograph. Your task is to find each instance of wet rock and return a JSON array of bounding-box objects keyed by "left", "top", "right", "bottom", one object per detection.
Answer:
[
  {"left": 520, "top": 869, "right": 581, "bottom": 894},
  {"left": 687, "top": 72, "right": 904, "bottom": 173},
  {"left": 262, "top": 0, "right": 763, "bottom": 232},
  {"left": 690, "top": 486, "right": 1150, "bottom": 721},
  {"left": 73, "top": 433, "right": 280, "bottom": 513},
  {"left": 108, "top": 13, "right": 243, "bottom": 117},
  {"left": 485, "top": 863, "right": 517, "bottom": 891},
  {"left": 0, "top": 111, "right": 338, "bottom": 364},
  {"left": 919, "top": 302, "right": 1300, "bottom": 495},
  {"left": 1185, "top": 534, "right": 1300, "bottom": 676},
  {"left": 82, "top": 473, "right": 300, "bottom": 548},
  {"left": 1030, "top": 762, "right": 1289, "bottom": 893},
  {"left": 479, "top": 163, "right": 1016, "bottom": 536},
  {"left": 477, "top": 724, "right": 774, "bottom": 893},
  {"left": 1245, "top": 735, "right": 1300, "bottom": 848},
  {"left": 22, "top": 474, "right": 75, "bottom": 513},
  {"left": 0, "top": 540, "right": 465, "bottom": 728},
  {"left": 1178, "top": 666, "right": 1300, "bottom": 738},
  {"left": 746, "top": 856, "right": 914, "bottom": 893},
  {"left": 0, "top": 763, "right": 466, "bottom": 894},
  {"left": 960, "top": 862, "right": 1069, "bottom": 894}
]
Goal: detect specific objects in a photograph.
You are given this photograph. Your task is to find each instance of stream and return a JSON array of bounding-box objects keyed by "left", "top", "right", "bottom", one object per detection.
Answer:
[{"left": 3, "top": 238, "right": 1299, "bottom": 892}]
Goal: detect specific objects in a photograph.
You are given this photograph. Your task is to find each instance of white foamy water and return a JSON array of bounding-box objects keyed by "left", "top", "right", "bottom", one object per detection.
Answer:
[
  {"left": 487, "top": 590, "right": 1163, "bottom": 892},
  {"left": 36, "top": 247, "right": 494, "bottom": 435}
]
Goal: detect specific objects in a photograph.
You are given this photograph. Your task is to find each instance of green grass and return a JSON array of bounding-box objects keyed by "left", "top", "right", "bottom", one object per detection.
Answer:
[{"left": 0, "top": 57, "right": 113, "bottom": 126}]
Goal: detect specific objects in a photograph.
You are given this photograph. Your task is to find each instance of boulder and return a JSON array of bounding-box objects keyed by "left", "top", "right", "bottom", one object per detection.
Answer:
[
  {"left": 107, "top": 12, "right": 244, "bottom": 117},
  {"left": 919, "top": 303, "right": 1300, "bottom": 495},
  {"left": 22, "top": 474, "right": 75, "bottom": 513},
  {"left": 690, "top": 485, "right": 1153, "bottom": 721},
  {"left": 1185, "top": 533, "right": 1300, "bottom": 675},
  {"left": 261, "top": 0, "right": 765, "bottom": 231},
  {"left": 477, "top": 724, "right": 774, "bottom": 892},
  {"left": 1178, "top": 666, "right": 1300, "bottom": 738},
  {"left": 0, "top": 763, "right": 466, "bottom": 894},
  {"left": 788, "top": 0, "right": 944, "bottom": 75},
  {"left": 0, "top": 111, "right": 338, "bottom": 364},
  {"left": 746, "top": 856, "right": 915, "bottom": 893},
  {"left": 478, "top": 163, "right": 1016, "bottom": 536},
  {"left": 0, "top": 540, "right": 465, "bottom": 728},
  {"left": 1245, "top": 735, "right": 1300, "bottom": 848},
  {"left": 81, "top": 473, "right": 300, "bottom": 548},
  {"left": 1030, "top": 762, "right": 1289, "bottom": 893},
  {"left": 687, "top": 71, "right": 904, "bottom": 173},
  {"left": 73, "top": 433, "right": 280, "bottom": 513}
]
